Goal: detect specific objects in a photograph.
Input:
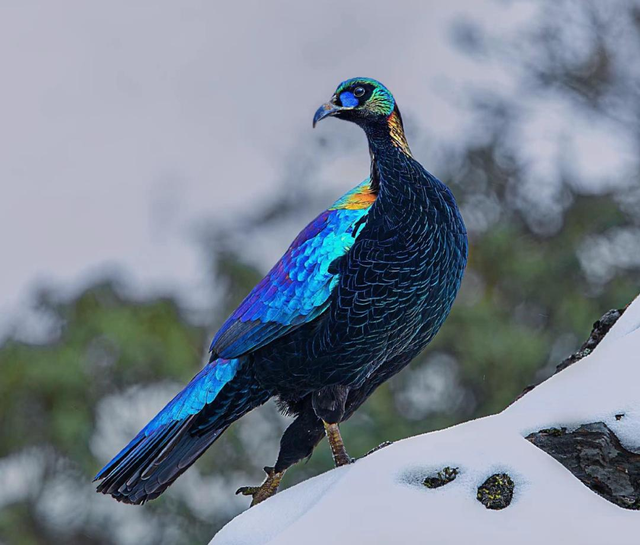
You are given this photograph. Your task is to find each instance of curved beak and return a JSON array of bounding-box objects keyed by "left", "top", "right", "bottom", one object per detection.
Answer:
[{"left": 313, "top": 100, "right": 344, "bottom": 128}]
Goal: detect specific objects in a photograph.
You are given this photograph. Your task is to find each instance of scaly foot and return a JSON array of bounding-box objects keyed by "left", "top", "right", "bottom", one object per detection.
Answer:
[
  {"left": 323, "top": 421, "right": 353, "bottom": 467},
  {"left": 236, "top": 466, "right": 285, "bottom": 506}
]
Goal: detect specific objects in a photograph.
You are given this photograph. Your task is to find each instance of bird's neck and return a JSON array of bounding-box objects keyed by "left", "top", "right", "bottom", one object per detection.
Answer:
[
  {"left": 363, "top": 108, "right": 412, "bottom": 159},
  {"left": 363, "top": 109, "right": 412, "bottom": 192}
]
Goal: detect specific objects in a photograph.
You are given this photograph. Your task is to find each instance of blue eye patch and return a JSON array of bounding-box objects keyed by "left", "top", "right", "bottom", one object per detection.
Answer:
[{"left": 339, "top": 91, "right": 359, "bottom": 108}]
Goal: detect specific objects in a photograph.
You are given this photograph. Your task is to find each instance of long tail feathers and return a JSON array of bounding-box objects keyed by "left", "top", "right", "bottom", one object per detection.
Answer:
[{"left": 94, "top": 357, "right": 269, "bottom": 504}]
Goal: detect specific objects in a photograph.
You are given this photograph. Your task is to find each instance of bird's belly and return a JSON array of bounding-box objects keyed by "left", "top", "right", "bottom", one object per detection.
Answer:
[{"left": 253, "top": 231, "right": 463, "bottom": 398}]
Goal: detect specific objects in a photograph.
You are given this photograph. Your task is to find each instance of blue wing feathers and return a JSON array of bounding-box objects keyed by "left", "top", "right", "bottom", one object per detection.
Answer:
[{"left": 211, "top": 184, "right": 373, "bottom": 359}]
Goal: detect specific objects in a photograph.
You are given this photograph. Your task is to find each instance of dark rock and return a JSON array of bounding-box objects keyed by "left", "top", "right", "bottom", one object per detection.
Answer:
[
  {"left": 527, "top": 422, "right": 640, "bottom": 510},
  {"left": 423, "top": 466, "right": 459, "bottom": 489},
  {"left": 477, "top": 473, "right": 515, "bottom": 509},
  {"left": 514, "top": 307, "right": 626, "bottom": 402},
  {"left": 555, "top": 308, "right": 625, "bottom": 374}
]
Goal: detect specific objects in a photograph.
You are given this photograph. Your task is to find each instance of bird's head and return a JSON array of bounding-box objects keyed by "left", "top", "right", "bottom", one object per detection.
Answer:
[
  {"left": 313, "top": 77, "right": 396, "bottom": 128},
  {"left": 313, "top": 77, "right": 410, "bottom": 155}
]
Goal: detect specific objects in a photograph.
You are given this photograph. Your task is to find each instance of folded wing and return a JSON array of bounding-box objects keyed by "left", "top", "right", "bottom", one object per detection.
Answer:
[{"left": 211, "top": 180, "right": 376, "bottom": 359}]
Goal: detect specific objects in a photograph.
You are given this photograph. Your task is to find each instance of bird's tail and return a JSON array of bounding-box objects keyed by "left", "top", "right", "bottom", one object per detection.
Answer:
[{"left": 94, "top": 357, "right": 269, "bottom": 505}]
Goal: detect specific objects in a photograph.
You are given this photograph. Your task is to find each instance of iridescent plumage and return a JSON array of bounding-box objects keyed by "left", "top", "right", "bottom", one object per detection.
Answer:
[
  {"left": 95, "top": 78, "right": 467, "bottom": 506},
  {"left": 212, "top": 181, "right": 374, "bottom": 358},
  {"left": 94, "top": 357, "right": 241, "bottom": 482}
]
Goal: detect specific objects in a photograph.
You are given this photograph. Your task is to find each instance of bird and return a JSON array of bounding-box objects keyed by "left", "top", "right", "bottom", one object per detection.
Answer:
[{"left": 94, "top": 77, "right": 468, "bottom": 506}]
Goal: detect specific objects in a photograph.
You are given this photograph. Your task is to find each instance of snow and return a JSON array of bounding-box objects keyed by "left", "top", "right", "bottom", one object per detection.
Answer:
[{"left": 211, "top": 294, "right": 640, "bottom": 544}]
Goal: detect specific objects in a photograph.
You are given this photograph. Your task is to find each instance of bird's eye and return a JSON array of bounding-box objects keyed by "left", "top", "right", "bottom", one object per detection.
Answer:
[{"left": 353, "top": 86, "right": 365, "bottom": 98}]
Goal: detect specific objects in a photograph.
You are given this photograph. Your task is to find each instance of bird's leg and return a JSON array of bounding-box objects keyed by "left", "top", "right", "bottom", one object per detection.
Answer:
[
  {"left": 323, "top": 421, "right": 353, "bottom": 467},
  {"left": 236, "top": 466, "right": 285, "bottom": 507},
  {"left": 312, "top": 386, "right": 352, "bottom": 467}
]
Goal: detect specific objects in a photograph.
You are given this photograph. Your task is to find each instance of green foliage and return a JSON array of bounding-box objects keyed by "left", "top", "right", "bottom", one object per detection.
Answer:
[
  {"left": 2, "top": 2, "right": 640, "bottom": 542},
  {"left": 0, "top": 283, "right": 204, "bottom": 466}
]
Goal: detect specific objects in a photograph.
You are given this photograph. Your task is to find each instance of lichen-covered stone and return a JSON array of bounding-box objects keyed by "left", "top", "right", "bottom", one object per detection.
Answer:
[
  {"left": 538, "top": 427, "right": 565, "bottom": 437},
  {"left": 476, "top": 473, "right": 514, "bottom": 509},
  {"left": 423, "top": 466, "right": 459, "bottom": 489}
]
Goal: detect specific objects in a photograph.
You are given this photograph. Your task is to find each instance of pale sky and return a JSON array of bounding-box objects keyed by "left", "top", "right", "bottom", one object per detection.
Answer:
[{"left": 0, "top": 1, "right": 631, "bottom": 339}]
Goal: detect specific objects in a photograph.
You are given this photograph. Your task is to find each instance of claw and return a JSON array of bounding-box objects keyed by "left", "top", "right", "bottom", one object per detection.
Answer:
[
  {"left": 236, "top": 485, "right": 260, "bottom": 496},
  {"left": 235, "top": 466, "right": 284, "bottom": 507},
  {"left": 364, "top": 440, "right": 394, "bottom": 457}
]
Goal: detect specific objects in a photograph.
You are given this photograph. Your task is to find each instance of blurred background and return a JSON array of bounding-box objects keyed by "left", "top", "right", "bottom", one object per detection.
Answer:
[{"left": 1, "top": 0, "right": 640, "bottom": 543}]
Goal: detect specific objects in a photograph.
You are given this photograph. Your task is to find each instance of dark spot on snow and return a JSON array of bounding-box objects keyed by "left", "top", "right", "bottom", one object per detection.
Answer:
[
  {"left": 615, "top": 413, "right": 624, "bottom": 421},
  {"left": 477, "top": 473, "right": 515, "bottom": 510},
  {"left": 423, "top": 467, "right": 459, "bottom": 489}
]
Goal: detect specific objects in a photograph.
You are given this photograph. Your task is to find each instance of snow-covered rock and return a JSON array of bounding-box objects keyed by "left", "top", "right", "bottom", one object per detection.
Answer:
[{"left": 212, "top": 296, "right": 640, "bottom": 545}]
